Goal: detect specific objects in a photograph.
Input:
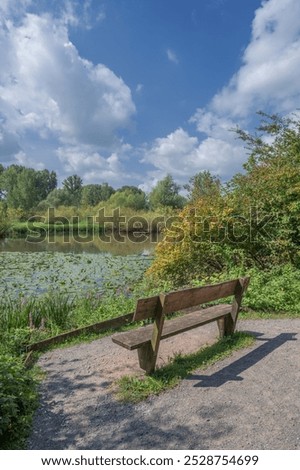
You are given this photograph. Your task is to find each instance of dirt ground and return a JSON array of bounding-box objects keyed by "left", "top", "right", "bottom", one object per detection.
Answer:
[{"left": 27, "top": 318, "right": 300, "bottom": 450}]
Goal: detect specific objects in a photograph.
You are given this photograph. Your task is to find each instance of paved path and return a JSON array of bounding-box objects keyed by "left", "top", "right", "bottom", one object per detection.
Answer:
[{"left": 28, "top": 319, "right": 300, "bottom": 449}]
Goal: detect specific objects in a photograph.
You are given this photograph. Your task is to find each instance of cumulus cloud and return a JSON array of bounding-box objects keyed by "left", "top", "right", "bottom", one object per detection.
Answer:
[
  {"left": 60, "top": 0, "right": 106, "bottom": 29},
  {"left": 208, "top": 0, "right": 300, "bottom": 117},
  {"left": 0, "top": 0, "right": 32, "bottom": 17},
  {"left": 0, "top": 3, "right": 135, "bottom": 180},
  {"left": 145, "top": 0, "right": 300, "bottom": 184},
  {"left": 142, "top": 128, "right": 245, "bottom": 184},
  {"left": 56, "top": 143, "right": 137, "bottom": 184}
]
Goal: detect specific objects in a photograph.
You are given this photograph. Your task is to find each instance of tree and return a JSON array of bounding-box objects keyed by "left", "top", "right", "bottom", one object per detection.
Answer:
[
  {"left": 231, "top": 112, "right": 300, "bottom": 264},
  {"left": 81, "top": 183, "right": 115, "bottom": 206},
  {"left": 62, "top": 174, "right": 83, "bottom": 206},
  {"left": 38, "top": 188, "right": 74, "bottom": 209},
  {"left": 117, "top": 185, "right": 141, "bottom": 194},
  {"left": 107, "top": 187, "right": 147, "bottom": 210},
  {"left": 149, "top": 174, "right": 186, "bottom": 210},
  {"left": 0, "top": 164, "right": 5, "bottom": 199},
  {"left": 0, "top": 165, "right": 57, "bottom": 211},
  {"left": 147, "top": 113, "right": 300, "bottom": 285},
  {"left": 184, "top": 170, "right": 221, "bottom": 202},
  {"left": 35, "top": 170, "right": 57, "bottom": 201}
]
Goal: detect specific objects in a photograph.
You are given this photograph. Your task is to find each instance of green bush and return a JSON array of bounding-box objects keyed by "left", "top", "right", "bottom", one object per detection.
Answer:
[
  {"left": 243, "top": 264, "right": 300, "bottom": 313},
  {"left": 0, "top": 354, "right": 38, "bottom": 449},
  {"left": 190, "top": 263, "right": 300, "bottom": 314}
]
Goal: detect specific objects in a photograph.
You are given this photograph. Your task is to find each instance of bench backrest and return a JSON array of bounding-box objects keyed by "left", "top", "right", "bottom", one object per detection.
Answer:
[{"left": 133, "top": 278, "right": 249, "bottom": 321}]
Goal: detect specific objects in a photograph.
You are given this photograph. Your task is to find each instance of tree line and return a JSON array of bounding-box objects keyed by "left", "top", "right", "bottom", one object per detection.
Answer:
[{"left": 0, "top": 163, "right": 219, "bottom": 213}]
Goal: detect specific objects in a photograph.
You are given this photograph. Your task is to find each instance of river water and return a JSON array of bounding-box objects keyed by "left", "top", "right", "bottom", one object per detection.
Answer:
[{"left": 0, "top": 233, "right": 160, "bottom": 255}]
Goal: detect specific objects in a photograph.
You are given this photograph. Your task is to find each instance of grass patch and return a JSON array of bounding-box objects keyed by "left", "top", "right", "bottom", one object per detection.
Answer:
[
  {"left": 116, "top": 332, "right": 255, "bottom": 403},
  {"left": 239, "top": 309, "right": 300, "bottom": 320}
]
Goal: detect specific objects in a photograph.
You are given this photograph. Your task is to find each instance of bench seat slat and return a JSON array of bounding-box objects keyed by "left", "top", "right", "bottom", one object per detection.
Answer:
[{"left": 112, "top": 304, "right": 231, "bottom": 351}]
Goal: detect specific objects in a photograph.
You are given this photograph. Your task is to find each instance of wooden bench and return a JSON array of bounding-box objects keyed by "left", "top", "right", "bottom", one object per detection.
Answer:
[{"left": 112, "top": 277, "right": 250, "bottom": 374}]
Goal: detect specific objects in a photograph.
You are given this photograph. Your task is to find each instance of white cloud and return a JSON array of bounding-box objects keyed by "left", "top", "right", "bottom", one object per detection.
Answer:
[
  {"left": 209, "top": 0, "right": 300, "bottom": 117},
  {"left": 56, "top": 143, "right": 136, "bottom": 184},
  {"left": 0, "top": 13, "right": 135, "bottom": 144},
  {"left": 145, "top": 0, "right": 300, "bottom": 185},
  {"left": 142, "top": 128, "right": 245, "bottom": 184},
  {"left": 0, "top": 0, "right": 32, "bottom": 17},
  {"left": 166, "top": 48, "right": 179, "bottom": 65},
  {"left": 15, "top": 150, "right": 45, "bottom": 169},
  {"left": 0, "top": 5, "right": 136, "bottom": 181},
  {"left": 61, "top": 0, "right": 106, "bottom": 29}
]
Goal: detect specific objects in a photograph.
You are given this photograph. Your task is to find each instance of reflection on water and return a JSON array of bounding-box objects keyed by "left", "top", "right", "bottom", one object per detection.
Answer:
[{"left": 0, "top": 234, "right": 161, "bottom": 256}]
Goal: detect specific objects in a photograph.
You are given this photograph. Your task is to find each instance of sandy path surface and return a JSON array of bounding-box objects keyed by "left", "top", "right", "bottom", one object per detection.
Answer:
[{"left": 27, "top": 318, "right": 300, "bottom": 450}]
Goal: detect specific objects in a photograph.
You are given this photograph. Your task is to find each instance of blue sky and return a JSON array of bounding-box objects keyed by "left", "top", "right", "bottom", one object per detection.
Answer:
[{"left": 1, "top": 0, "right": 300, "bottom": 190}]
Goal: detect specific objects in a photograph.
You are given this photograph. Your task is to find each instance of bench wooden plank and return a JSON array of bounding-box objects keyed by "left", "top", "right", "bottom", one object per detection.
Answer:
[
  {"left": 112, "top": 304, "right": 231, "bottom": 351},
  {"left": 162, "top": 279, "right": 238, "bottom": 315},
  {"left": 133, "top": 295, "right": 160, "bottom": 321}
]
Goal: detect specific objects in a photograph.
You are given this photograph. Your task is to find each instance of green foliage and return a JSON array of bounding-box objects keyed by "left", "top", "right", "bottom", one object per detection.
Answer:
[
  {"left": 0, "top": 296, "right": 36, "bottom": 331},
  {"left": 62, "top": 174, "right": 83, "bottom": 207},
  {"left": 230, "top": 112, "right": 300, "bottom": 265},
  {"left": 0, "top": 201, "right": 10, "bottom": 238},
  {"left": 243, "top": 264, "right": 300, "bottom": 313},
  {"left": 1, "top": 328, "right": 33, "bottom": 356},
  {"left": 188, "top": 264, "right": 300, "bottom": 315},
  {"left": 71, "top": 292, "right": 136, "bottom": 328},
  {"left": 107, "top": 187, "right": 147, "bottom": 210},
  {"left": 38, "top": 188, "right": 74, "bottom": 209},
  {"left": 149, "top": 174, "right": 186, "bottom": 210},
  {"left": 184, "top": 170, "right": 221, "bottom": 202},
  {"left": 0, "top": 163, "right": 4, "bottom": 199},
  {"left": 117, "top": 332, "right": 254, "bottom": 402},
  {"left": 0, "top": 165, "right": 57, "bottom": 211},
  {"left": 0, "top": 354, "right": 38, "bottom": 449},
  {"left": 81, "top": 183, "right": 115, "bottom": 206},
  {"left": 148, "top": 113, "right": 300, "bottom": 285}
]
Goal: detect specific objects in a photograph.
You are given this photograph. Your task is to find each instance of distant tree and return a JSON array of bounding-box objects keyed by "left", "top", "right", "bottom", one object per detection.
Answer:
[
  {"left": 35, "top": 170, "right": 57, "bottom": 201},
  {"left": 81, "top": 183, "right": 115, "bottom": 206},
  {"left": 108, "top": 187, "right": 147, "bottom": 210},
  {"left": 149, "top": 174, "right": 186, "bottom": 209},
  {"left": 0, "top": 164, "right": 5, "bottom": 199},
  {"left": 99, "top": 182, "right": 115, "bottom": 201},
  {"left": 62, "top": 174, "right": 83, "bottom": 206},
  {"left": 184, "top": 170, "right": 221, "bottom": 202},
  {"left": 0, "top": 165, "right": 24, "bottom": 205},
  {"left": 0, "top": 165, "right": 57, "bottom": 211},
  {"left": 39, "top": 188, "right": 74, "bottom": 209},
  {"left": 117, "top": 185, "right": 141, "bottom": 194}
]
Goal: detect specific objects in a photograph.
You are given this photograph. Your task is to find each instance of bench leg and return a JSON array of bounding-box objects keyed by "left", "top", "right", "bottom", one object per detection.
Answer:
[
  {"left": 137, "top": 343, "right": 156, "bottom": 374},
  {"left": 217, "top": 318, "right": 225, "bottom": 338},
  {"left": 217, "top": 315, "right": 235, "bottom": 337}
]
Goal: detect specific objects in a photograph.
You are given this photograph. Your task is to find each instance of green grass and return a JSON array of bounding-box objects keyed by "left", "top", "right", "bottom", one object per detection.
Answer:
[
  {"left": 0, "top": 355, "right": 40, "bottom": 450},
  {"left": 116, "top": 332, "right": 255, "bottom": 402}
]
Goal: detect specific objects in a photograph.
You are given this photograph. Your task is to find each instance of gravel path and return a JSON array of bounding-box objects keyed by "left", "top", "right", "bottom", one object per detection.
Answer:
[{"left": 27, "top": 319, "right": 300, "bottom": 450}]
